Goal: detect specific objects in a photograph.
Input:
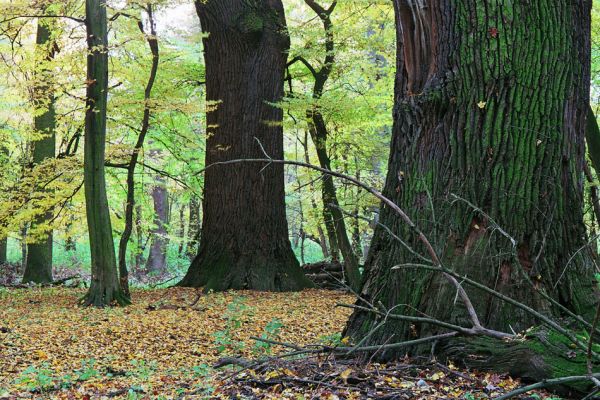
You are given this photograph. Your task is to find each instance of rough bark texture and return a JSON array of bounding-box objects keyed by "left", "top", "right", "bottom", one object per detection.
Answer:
[
  {"left": 145, "top": 174, "right": 169, "bottom": 274},
  {"left": 22, "top": 16, "right": 57, "bottom": 284},
  {"left": 345, "top": 0, "right": 596, "bottom": 357},
  {"left": 81, "top": 0, "right": 129, "bottom": 306},
  {"left": 178, "top": 0, "right": 311, "bottom": 291},
  {"left": 441, "top": 328, "right": 599, "bottom": 397}
]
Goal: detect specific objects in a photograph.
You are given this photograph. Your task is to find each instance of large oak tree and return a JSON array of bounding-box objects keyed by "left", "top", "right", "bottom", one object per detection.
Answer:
[
  {"left": 346, "top": 0, "right": 597, "bottom": 356},
  {"left": 179, "top": 0, "right": 311, "bottom": 291}
]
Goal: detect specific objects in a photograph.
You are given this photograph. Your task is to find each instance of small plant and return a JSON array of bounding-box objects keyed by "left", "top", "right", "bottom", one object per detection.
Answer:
[
  {"left": 253, "top": 318, "right": 284, "bottom": 355},
  {"left": 212, "top": 296, "right": 251, "bottom": 355},
  {"left": 129, "top": 359, "right": 157, "bottom": 381},
  {"left": 14, "top": 363, "right": 55, "bottom": 392},
  {"left": 190, "top": 364, "right": 215, "bottom": 395},
  {"left": 318, "top": 332, "right": 343, "bottom": 346},
  {"left": 75, "top": 359, "right": 100, "bottom": 381}
]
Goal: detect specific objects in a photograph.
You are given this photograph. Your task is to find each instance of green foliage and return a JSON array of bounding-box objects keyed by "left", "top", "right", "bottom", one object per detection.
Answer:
[
  {"left": 212, "top": 296, "right": 251, "bottom": 355},
  {"left": 14, "top": 363, "right": 54, "bottom": 392},
  {"left": 75, "top": 359, "right": 100, "bottom": 381},
  {"left": 0, "top": 0, "right": 394, "bottom": 280},
  {"left": 253, "top": 318, "right": 284, "bottom": 355}
]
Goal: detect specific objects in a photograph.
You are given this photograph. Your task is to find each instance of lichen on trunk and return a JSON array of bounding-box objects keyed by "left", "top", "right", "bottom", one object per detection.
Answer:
[{"left": 345, "top": 0, "right": 596, "bottom": 358}]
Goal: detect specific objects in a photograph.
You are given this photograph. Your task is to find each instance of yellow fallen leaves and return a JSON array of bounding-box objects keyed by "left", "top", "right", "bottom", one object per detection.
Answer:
[{"left": 0, "top": 287, "right": 353, "bottom": 398}]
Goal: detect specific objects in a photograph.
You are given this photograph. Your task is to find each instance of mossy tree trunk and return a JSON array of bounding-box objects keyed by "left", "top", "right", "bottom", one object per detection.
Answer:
[
  {"left": 178, "top": 0, "right": 312, "bottom": 291},
  {"left": 345, "top": 0, "right": 596, "bottom": 357},
  {"left": 81, "top": 0, "right": 129, "bottom": 306},
  {"left": 22, "top": 15, "right": 58, "bottom": 284}
]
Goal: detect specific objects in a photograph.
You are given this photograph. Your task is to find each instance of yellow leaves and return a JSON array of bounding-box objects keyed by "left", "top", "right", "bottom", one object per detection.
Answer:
[
  {"left": 429, "top": 371, "right": 444, "bottom": 381},
  {"left": 477, "top": 101, "right": 487, "bottom": 109},
  {"left": 33, "top": 349, "right": 48, "bottom": 360},
  {"left": 339, "top": 368, "right": 352, "bottom": 384},
  {"left": 0, "top": 287, "right": 354, "bottom": 397}
]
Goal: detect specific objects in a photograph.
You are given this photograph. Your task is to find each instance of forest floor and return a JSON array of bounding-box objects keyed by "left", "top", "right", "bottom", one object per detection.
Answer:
[{"left": 0, "top": 288, "right": 559, "bottom": 399}]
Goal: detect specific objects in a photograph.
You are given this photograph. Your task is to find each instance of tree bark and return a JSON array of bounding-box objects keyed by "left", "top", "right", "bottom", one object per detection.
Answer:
[
  {"left": 22, "top": 14, "right": 58, "bottom": 284},
  {"left": 178, "top": 0, "right": 311, "bottom": 291},
  {"left": 145, "top": 174, "right": 169, "bottom": 274},
  {"left": 345, "top": 0, "right": 596, "bottom": 357},
  {"left": 81, "top": 0, "right": 129, "bottom": 306}
]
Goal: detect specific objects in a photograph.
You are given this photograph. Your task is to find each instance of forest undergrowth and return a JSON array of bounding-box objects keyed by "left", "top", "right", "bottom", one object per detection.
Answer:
[{"left": 0, "top": 288, "right": 560, "bottom": 399}]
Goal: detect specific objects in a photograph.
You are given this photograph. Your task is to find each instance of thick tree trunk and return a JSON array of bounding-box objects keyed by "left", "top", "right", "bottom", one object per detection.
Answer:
[
  {"left": 345, "top": 0, "right": 596, "bottom": 357},
  {"left": 179, "top": 0, "right": 311, "bottom": 291},
  {"left": 23, "top": 15, "right": 57, "bottom": 284},
  {"left": 81, "top": 0, "right": 129, "bottom": 306},
  {"left": 145, "top": 175, "right": 169, "bottom": 274}
]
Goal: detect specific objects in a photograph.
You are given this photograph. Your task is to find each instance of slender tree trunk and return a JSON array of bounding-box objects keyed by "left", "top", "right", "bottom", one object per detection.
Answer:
[
  {"left": 178, "top": 0, "right": 311, "bottom": 291},
  {"left": 117, "top": 4, "right": 159, "bottom": 295},
  {"left": 22, "top": 15, "right": 58, "bottom": 284},
  {"left": 145, "top": 174, "right": 169, "bottom": 274},
  {"left": 186, "top": 195, "right": 200, "bottom": 259},
  {"left": 301, "top": 131, "right": 330, "bottom": 259},
  {"left": 134, "top": 203, "right": 144, "bottom": 271},
  {"left": 0, "top": 238, "right": 6, "bottom": 265},
  {"left": 299, "top": 0, "right": 361, "bottom": 291},
  {"left": 346, "top": 0, "right": 596, "bottom": 356},
  {"left": 81, "top": 0, "right": 129, "bottom": 306},
  {"left": 177, "top": 203, "right": 186, "bottom": 256}
]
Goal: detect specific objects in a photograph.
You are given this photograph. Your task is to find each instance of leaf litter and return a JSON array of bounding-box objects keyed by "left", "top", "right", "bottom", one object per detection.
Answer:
[{"left": 0, "top": 288, "right": 558, "bottom": 399}]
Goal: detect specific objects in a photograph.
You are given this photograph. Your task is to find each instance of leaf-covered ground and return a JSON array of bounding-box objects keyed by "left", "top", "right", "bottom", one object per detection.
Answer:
[{"left": 0, "top": 288, "right": 558, "bottom": 399}]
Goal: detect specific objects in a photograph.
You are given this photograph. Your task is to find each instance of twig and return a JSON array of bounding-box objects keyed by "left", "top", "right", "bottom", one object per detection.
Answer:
[{"left": 494, "top": 373, "right": 600, "bottom": 400}]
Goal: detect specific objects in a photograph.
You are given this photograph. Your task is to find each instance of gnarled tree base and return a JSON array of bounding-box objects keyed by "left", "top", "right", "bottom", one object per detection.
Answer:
[
  {"left": 179, "top": 249, "right": 313, "bottom": 292},
  {"left": 80, "top": 283, "right": 131, "bottom": 307},
  {"left": 440, "top": 328, "right": 599, "bottom": 398}
]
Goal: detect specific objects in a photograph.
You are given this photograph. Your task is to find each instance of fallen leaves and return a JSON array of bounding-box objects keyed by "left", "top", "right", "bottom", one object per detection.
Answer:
[
  {"left": 0, "top": 287, "right": 352, "bottom": 398},
  {"left": 0, "top": 288, "right": 560, "bottom": 399}
]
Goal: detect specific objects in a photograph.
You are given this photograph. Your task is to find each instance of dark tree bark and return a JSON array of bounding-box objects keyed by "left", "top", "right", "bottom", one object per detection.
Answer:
[
  {"left": 145, "top": 174, "right": 169, "bottom": 274},
  {"left": 179, "top": 0, "right": 311, "bottom": 291},
  {"left": 81, "top": 0, "right": 129, "bottom": 306},
  {"left": 346, "top": 0, "right": 596, "bottom": 357},
  {"left": 117, "top": 4, "right": 159, "bottom": 295},
  {"left": 23, "top": 15, "right": 58, "bottom": 284}
]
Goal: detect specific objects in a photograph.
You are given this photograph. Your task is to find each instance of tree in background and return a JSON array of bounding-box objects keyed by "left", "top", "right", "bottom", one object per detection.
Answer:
[
  {"left": 179, "top": 0, "right": 311, "bottom": 291},
  {"left": 22, "top": 11, "right": 59, "bottom": 284},
  {"left": 346, "top": 0, "right": 597, "bottom": 354},
  {"left": 289, "top": 0, "right": 361, "bottom": 291},
  {"left": 81, "top": 0, "right": 129, "bottom": 306}
]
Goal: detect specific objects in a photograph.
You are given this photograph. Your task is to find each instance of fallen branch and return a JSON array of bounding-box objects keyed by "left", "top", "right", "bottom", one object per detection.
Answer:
[{"left": 494, "top": 373, "right": 600, "bottom": 400}]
